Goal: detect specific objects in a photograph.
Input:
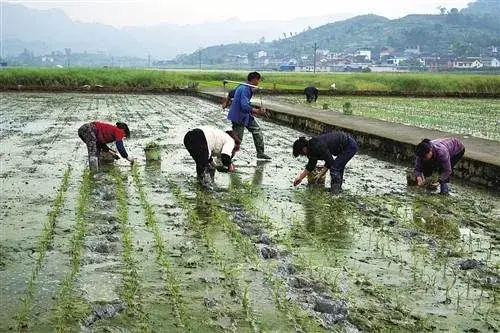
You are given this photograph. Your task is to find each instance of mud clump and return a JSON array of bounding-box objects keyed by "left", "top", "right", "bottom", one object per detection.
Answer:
[
  {"left": 276, "top": 261, "right": 296, "bottom": 275},
  {"left": 82, "top": 300, "right": 126, "bottom": 329},
  {"left": 89, "top": 241, "right": 118, "bottom": 254},
  {"left": 259, "top": 245, "right": 279, "bottom": 259},
  {"left": 257, "top": 233, "right": 271, "bottom": 245},
  {"left": 457, "top": 258, "right": 483, "bottom": 270},
  {"left": 314, "top": 296, "right": 348, "bottom": 319}
]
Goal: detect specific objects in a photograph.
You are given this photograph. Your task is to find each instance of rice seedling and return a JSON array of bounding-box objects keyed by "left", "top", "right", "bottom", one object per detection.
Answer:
[
  {"left": 14, "top": 166, "right": 72, "bottom": 329},
  {"left": 168, "top": 181, "right": 260, "bottom": 332},
  {"left": 111, "top": 167, "right": 149, "bottom": 330},
  {"left": 130, "top": 165, "right": 189, "bottom": 329},
  {"left": 53, "top": 168, "right": 92, "bottom": 332}
]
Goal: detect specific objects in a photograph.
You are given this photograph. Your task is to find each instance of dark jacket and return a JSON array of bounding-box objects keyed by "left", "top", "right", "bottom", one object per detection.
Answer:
[{"left": 305, "top": 132, "right": 352, "bottom": 172}]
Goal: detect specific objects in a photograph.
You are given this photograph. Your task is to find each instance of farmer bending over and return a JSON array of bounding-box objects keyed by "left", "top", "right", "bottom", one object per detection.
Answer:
[
  {"left": 293, "top": 131, "right": 358, "bottom": 194},
  {"left": 78, "top": 121, "right": 135, "bottom": 171},
  {"left": 183, "top": 126, "right": 240, "bottom": 184},
  {"left": 414, "top": 138, "right": 465, "bottom": 194},
  {"left": 304, "top": 85, "right": 318, "bottom": 103}
]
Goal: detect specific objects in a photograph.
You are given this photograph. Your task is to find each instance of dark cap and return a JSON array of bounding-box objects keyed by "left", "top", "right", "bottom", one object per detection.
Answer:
[{"left": 293, "top": 137, "right": 308, "bottom": 157}]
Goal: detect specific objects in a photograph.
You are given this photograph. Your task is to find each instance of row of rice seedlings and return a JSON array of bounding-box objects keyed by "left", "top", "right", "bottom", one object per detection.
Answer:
[
  {"left": 204, "top": 182, "right": 325, "bottom": 331},
  {"left": 53, "top": 168, "right": 93, "bottom": 332},
  {"left": 226, "top": 183, "right": 399, "bottom": 329},
  {"left": 168, "top": 182, "right": 260, "bottom": 332},
  {"left": 111, "top": 167, "right": 149, "bottom": 331},
  {"left": 250, "top": 187, "right": 492, "bottom": 330},
  {"left": 231, "top": 182, "right": 350, "bottom": 291},
  {"left": 13, "top": 166, "right": 72, "bottom": 329},
  {"left": 130, "top": 165, "right": 189, "bottom": 329}
]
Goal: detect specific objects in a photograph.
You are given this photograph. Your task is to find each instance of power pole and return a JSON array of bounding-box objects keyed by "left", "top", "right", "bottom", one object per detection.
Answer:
[
  {"left": 148, "top": 54, "right": 151, "bottom": 68},
  {"left": 313, "top": 42, "right": 317, "bottom": 74}
]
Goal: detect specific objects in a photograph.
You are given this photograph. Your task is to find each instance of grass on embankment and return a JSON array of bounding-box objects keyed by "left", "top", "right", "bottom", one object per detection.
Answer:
[{"left": 0, "top": 68, "right": 499, "bottom": 96}]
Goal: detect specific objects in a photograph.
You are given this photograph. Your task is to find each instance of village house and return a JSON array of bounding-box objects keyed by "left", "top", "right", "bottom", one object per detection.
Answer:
[
  {"left": 481, "top": 57, "right": 500, "bottom": 67},
  {"left": 453, "top": 58, "right": 483, "bottom": 69}
]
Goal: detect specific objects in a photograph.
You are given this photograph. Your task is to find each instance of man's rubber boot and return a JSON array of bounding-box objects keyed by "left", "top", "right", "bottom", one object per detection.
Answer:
[
  {"left": 330, "top": 171, "right": 342, "bottom": 195},
  {"left": 256, "top": 153, "right": 271, "bottom": 160},
  {"left": 439, "top": 182, "right": 450, "bottom": 195}
]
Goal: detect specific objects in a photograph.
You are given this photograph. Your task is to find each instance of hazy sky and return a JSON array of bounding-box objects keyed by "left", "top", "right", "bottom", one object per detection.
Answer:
[{"left": 7, "top": 0, "right": 472, "bottom": 27}]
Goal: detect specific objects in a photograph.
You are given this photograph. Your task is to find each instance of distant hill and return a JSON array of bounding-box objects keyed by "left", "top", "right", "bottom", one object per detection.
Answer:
[
  {"left": 0, "top": 3, "right": 352, "bottom": 59},
  {"left": 178, "top": 0, "right": 499, "bottom": 64}
]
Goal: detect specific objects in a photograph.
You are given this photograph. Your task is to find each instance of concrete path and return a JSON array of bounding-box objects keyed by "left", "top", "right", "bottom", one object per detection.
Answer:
[{"left": 201, "top": 89, "right": 500, "bottom": 167}]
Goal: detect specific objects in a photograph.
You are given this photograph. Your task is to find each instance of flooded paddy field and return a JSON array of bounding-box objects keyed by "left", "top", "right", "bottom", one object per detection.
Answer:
[{"left": 0, "top": 92, "right": 498, "bottom": 332}]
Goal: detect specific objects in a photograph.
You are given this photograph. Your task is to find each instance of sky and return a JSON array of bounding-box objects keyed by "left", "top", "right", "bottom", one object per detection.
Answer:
[{"left": 6, "top": 0, "right": 472, "bottom": 27}]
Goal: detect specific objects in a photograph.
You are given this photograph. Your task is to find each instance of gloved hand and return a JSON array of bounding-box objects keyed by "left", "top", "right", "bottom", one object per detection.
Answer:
[
  {"left": 439, "top": 182, "right": 449, "bottom": 194},
  {"left": 126, "top": 156, "right": 136, "bottom": 164}
]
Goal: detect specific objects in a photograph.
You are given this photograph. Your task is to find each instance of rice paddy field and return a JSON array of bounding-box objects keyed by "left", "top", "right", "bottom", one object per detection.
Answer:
[
  {"left": 0, "top": 92, "right": 498, "bottom": 332},
  {"left": 273, "top": 95, "right": 500, "bottom": 141}
]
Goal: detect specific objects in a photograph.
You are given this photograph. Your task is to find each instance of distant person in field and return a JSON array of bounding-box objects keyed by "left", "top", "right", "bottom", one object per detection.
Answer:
[
  {"left": 78, "top": 121, "right": 135, "bottom": 171},
  {"left": 414, "top": 138, "right": 465, "bottom": 195},
  {"left": 292, "top": 131, "right": 358, "bottom": 194},
  {"left": 304, "top": 85, "right": 319, "bottom": 103},
  {"left": 221, "top": 88, "right": 236, "bottom": 110},
  {"left": 183, "top": 126, "right": 241, "bottom": 185},
  {"left": 227, "top": 71, "right": 271, "bottom": 160}
]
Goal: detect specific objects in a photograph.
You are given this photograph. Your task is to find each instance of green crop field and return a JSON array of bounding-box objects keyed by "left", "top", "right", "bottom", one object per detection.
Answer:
[
  {"left": 274, "top": 95, "right": 500, "bottom": 141},
  {"left": 1, "top": 68, "right": 499, "bottom": 95}
]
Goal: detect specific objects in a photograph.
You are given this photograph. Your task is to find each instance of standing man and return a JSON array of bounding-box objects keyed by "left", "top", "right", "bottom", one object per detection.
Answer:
[
  {"left": 414, "top": 138, "right": 465, "bottom": 194},
  {"left": 227, "top": 71, "right": 271, "bottom": 160},
  {"left": 292, "top": 131, "right": 358, "bottom": 194},
  {"left": 304, "top": 85, "right": 319, "bottom": 103}
]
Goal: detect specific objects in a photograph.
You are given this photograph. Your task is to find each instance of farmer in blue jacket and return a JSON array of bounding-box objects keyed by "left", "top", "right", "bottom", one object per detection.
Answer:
[
  {"left": 227, "top": 71, "right": 271, "bottom": 160},
  {"left": 414, "top": 138, "right": 465, "bottom": 194}
]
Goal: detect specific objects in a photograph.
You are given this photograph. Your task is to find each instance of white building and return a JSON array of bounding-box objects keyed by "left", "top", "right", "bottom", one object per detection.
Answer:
[
  {"left": 356, "top": 49, "right": 371, "bottom": 61},
  {"left": 482, "top": 57, "right": 500, "bottom": 67},
  {"left": 256, "top": 50, "right": 267, "bottom": 58},
  {"left": 453, "top": 59, "right": 483, "bottom": 69}
]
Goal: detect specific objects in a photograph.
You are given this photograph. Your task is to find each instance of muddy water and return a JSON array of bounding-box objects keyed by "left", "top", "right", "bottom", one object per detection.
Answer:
[{"left": 0, "top": 92, "right": 498, "bottom": 332}]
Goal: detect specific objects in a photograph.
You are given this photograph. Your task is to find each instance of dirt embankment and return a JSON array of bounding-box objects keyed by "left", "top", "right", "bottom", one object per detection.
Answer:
[{"left": 1, "top": 85, "right": 499, "bottom": 98}]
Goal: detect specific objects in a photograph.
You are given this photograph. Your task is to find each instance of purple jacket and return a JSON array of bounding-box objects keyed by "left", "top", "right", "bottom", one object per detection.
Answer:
[
  {"left": 414, "top": 138, "right": 465, "bottom": 181},
  {"left": 227, "top": 85, "right": 254, "bottom": 127}
]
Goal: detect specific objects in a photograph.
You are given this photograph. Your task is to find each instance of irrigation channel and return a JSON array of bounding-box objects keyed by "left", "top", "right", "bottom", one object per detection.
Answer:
[{"left": 0, "top": 92, "right": 498, "bottom": 332}]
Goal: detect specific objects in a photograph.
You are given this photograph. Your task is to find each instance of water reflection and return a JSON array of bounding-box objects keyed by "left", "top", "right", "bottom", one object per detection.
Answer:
[
  {"left": 410, "top": 196, "right": 461, "bottom": 241},
  {"left": 295, "top": 190, "right": 354, "bottom": 248},
  {"left": 251, "top": 160, "right": 270, "bottom": 186}
]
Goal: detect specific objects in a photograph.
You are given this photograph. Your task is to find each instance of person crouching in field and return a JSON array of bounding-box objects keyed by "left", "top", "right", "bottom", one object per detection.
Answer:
[
  {"left": 78, "top": 121, "right": 136, "bottom": 172},
  {"left": 414, "top": 138, "right": 465, "bottom": 195},
  {"left": 304, "top": 85, "right": 319, "bottom": 103},
  {"left": 183, "top": 126, "right": 241, "bottom": 184},
  {"left": 292, "top": 131, "right": 358, "bottom": 194}
]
